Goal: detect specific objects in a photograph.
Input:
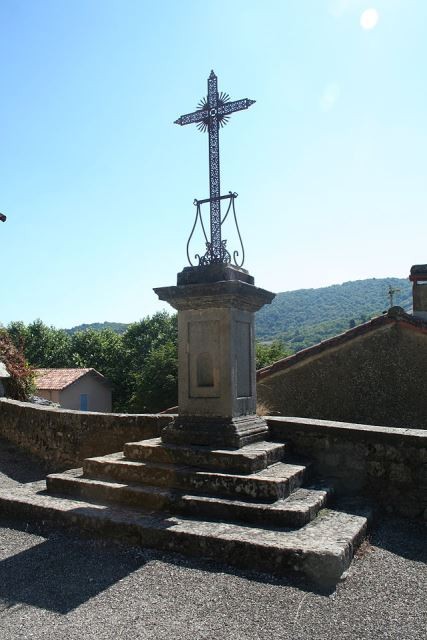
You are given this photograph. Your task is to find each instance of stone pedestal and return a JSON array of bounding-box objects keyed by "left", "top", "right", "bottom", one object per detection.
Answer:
[{"left": 154, "top": 264, "right": 275, "bottom": 448}]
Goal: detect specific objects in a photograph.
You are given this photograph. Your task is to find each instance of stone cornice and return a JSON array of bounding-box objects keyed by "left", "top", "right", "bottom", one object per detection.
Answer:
[{"left": 154, "top": 280, "right": 275, "bottom": 312}]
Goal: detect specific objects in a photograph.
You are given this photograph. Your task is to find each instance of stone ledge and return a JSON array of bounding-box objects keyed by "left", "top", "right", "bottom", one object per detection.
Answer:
[
  {"left": 47, "top": 470, "right": 331, "bottom": 528},
  {"left": 124, "top": 437, "right": 285, "bottom": 474},
  {"left": 267, "top": 416, "right": 427, "bottom": 448},
  {"left": 82, "top": 453, "right": 307, "bottom": 501},
  {"left": 0, "top": 482, "right": 370, "bottom": 587}
]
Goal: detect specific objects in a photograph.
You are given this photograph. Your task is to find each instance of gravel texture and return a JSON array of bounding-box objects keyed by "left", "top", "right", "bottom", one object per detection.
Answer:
[{"left": 0, "top": 438, "right": 426, "bottom": 639}]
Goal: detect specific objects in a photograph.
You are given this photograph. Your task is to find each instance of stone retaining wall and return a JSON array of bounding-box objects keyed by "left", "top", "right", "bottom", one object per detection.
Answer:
[
  {"left": 0, "top": 399, "right": 175, "bottom": 470},
  {"left": 1, "top": 399, "right": 425, "bottom": 517},
  {"left": 267, "top": 416, "right": 427, "bottom": 518}
]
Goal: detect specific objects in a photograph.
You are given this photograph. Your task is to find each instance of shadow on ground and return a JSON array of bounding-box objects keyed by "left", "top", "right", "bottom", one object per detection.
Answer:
[
  {"left": 332, "top": 494, "right": 427, "bottom": 563},
  {"left": 0, "top": 523, "right": 148, "bottom": 614},
  {"left": 0, "top": 515, "right": 333, "bottom": 615},
  {"left": 0, "top": 437, "right": 49, "bottom": 484},
  {"left": 367, "top": 516, "right": 427, "bottom": 563}
]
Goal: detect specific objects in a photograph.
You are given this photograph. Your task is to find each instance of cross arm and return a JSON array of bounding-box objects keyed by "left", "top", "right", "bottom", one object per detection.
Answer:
[
  {"left": 174, "top": 109, "right": 209, "bottom": 126},
  {"left": 217, "top": 98, "right": 256, "bottom": 116}
]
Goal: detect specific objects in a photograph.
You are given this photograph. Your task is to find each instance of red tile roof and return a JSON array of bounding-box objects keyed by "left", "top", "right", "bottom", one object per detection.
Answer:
[
  {"left": 34, "top": 368, "right": 108, "bottom": 390},
  {"left": 257, "top": 307, "right": 427, "bottom": 382}
]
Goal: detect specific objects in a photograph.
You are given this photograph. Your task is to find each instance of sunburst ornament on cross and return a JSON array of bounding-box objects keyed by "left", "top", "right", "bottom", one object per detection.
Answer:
[{"left": 175, "top": 71, "right": 255, "bottom": 266}]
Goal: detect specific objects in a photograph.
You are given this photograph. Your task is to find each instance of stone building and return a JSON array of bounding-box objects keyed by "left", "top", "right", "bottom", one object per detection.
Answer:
[
  {"left": 257, "top": 265, "right": 427, "bottom": 430},
  {"left": 34, "top": 368, "right": 112, "bottom": 412}
]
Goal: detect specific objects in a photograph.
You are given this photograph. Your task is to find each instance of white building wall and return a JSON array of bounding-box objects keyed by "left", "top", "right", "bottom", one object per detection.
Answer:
[{"left": 59, "top": 375, "right": 112, "bottom": 412}]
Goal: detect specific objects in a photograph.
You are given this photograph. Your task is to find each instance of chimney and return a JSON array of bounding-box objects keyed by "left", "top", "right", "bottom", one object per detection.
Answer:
[{"left": 409, "top": 265, "right": 427, "bottom": 320}]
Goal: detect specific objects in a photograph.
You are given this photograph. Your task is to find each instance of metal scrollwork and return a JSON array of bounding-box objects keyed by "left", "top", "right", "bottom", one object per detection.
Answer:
[{"left": 186, "top": 192, "right": 245, "bottom": 267}]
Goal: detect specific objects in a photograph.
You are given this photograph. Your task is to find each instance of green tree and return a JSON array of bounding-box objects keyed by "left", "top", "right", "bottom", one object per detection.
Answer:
[
  {"left": 256, "top": 340, "right": 290, "bottom": 370},
  {"left": 6, "top": 321, "right": 28, "bottom": 349},
  {"left": 122, "top": 311, "right": 177, "bottom": 373},
  {"left": 5, "top": 312, "right": 180, "bottom": 412},
  {"left": 131, "top": 340, "right": 178, "bottom": 412},
  {"left": 8, "top": 319, "right": 71, "bottom": 367}
]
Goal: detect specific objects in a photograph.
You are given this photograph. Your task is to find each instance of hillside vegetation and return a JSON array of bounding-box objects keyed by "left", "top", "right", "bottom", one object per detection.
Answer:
[
  {"left": 256, "top": 277, "right": 412, "bottom": 351},
  {"left": 63, "top": 277, "right": 413, "bottom": 356},
  {"left": 4, "top": 277, "right": 413, "bottom": 411},
  {"left": 66, "top": 322, "right": 129, "bottom": 335}
]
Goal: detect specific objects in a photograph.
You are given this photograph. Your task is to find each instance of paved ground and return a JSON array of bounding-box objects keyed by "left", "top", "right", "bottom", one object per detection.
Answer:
[{"left": 0, "top": 437, "right": 426, "bottom": 640}]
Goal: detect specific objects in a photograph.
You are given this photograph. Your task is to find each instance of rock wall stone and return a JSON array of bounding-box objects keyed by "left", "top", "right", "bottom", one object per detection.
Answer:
[
  {"left": 268, "top": 416, "right": 427, "bottom": 518},
  {"left": 0, "top": 398, "right": 175, "bottom": 470}
]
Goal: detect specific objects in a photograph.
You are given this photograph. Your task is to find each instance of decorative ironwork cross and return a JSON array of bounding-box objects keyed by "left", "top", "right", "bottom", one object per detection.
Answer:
[{"left": 175, "top": 70, "right": 255, "bottom": 265}]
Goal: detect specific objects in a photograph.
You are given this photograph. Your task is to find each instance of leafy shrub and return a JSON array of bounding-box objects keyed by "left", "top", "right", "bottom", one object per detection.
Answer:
[
  {"left": 256, "top": 340, "right": 290, "bottom": 370},
  {"left": 0, "top": 329, "right": 35, "bottom": 400}
]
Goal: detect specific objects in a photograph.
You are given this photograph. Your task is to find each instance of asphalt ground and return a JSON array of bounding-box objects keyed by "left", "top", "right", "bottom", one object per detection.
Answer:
[{"left": 0, "top": 437, "right": 426, "bottom": 640}]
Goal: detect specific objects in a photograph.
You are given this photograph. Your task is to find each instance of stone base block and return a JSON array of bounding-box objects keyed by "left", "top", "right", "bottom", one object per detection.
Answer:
[
  {"left": 124, "top": 438, "right": 285, "bottom": 474},
  {"left": 161, "top": 415, "right": 268, "bottom": 449},
  {"left": 0, "top": 482, "right": 370, "bottom": 587}
]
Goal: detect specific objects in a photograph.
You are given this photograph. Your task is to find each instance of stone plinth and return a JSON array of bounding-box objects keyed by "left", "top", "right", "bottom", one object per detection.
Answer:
[{"left": 154, "top": 265, "right": 275, "bottom": 448}]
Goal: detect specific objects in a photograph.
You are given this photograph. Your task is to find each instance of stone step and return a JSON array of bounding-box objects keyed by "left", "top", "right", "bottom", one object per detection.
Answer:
[
  {"left": 0, "top": 482, "right": 371, "bottom": 587},
  {"left": 82, "top": 453, "right": 308, "bottom": 501},
  {"left": 47, "top": 469, "right": 330, "bottom": 527},
  {"left": 123, "top": 438, "right": 286, "bottom": 474}
]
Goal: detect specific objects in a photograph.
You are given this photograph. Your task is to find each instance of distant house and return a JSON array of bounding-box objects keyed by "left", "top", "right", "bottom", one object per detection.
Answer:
[
  {"left": 34, "top": 368, "right": 112, "bottom": 412},
  {"left": 257, "top": 265, "right": 427, "bottom": 430}
]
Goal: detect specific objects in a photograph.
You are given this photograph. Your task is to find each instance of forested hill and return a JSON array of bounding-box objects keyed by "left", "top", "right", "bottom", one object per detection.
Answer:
[
  {"left": 66, "top": 322, "right": 129, "bottom": 335},
  {"left": 65, "top": 277, "right": 412, "bottom": 354},
  {"left": 256, "top": 277, "right": 412, "bottom": 351}
]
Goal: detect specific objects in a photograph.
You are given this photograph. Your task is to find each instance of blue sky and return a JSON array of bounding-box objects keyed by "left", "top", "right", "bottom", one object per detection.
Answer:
[{"left": 1, "top": 0, "right": 426, "bottom": 327}]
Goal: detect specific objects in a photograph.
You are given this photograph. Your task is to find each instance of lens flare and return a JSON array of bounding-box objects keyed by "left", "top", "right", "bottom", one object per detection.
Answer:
[{"left": 360, "top": 8, "right": 380, "bottom": 30}]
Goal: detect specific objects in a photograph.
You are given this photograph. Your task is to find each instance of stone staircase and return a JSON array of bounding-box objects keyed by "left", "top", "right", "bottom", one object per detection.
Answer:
[
  {"left": 37, "top": 435, "right": 370, "bottom": 586},
  {"left": 47, "top": 439, "right": 328, "bottom": 527}
]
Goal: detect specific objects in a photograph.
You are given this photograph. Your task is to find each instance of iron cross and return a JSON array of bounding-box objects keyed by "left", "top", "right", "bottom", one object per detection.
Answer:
[{"left": 175, "top": 71, "right": 255, "bottom": 264}]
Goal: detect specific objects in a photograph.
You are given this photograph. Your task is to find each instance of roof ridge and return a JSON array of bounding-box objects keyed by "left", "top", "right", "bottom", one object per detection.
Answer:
[{"left": 34, "top": 367, "right": 107, "bottom": 390}]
